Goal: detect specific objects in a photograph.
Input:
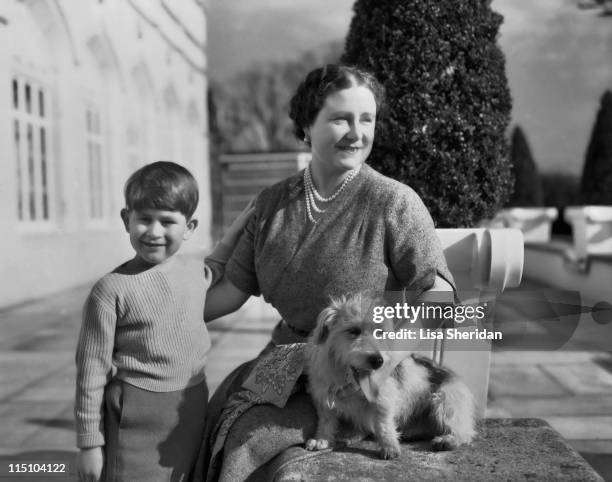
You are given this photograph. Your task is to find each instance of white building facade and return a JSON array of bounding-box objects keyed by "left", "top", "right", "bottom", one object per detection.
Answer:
[{"left": 0, "top": 0, "right": 211, "bottom": 307}]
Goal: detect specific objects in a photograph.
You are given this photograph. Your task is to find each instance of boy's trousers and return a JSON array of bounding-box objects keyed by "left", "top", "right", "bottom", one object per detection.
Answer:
[{"left": 103, "top": 376, "right": 208, "bottom": 482}]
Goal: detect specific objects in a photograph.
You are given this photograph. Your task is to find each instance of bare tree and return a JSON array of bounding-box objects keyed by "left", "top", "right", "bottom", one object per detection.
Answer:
[{"left": 210, "top": 42, "right": 343, "bottom": 153}]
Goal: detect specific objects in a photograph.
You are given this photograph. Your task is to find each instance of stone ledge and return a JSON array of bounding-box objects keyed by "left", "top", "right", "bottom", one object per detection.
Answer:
[
  {"left": 525, "top": 240, "right": 612, "bottom": 264},
  {"left": 264, "top": 419, "right": 603, "bottom": 481}
]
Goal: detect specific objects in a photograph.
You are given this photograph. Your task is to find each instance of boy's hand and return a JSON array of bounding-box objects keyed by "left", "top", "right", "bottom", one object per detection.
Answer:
[
  {"left": 221, "top": 198, "right": 256, "bottom": 246},
  {"left": 77, "top": 446, "right": 103, "bottom": 482}
]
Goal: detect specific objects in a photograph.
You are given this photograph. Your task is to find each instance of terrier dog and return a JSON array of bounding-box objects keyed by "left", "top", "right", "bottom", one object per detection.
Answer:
[{"left": 305, "top": 294, "right": 475, "bottom": 459}]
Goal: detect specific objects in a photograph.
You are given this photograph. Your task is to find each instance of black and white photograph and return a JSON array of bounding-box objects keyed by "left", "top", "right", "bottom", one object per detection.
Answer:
[{"left": 0, "top": 0, "right": 611, "bottom": 481}]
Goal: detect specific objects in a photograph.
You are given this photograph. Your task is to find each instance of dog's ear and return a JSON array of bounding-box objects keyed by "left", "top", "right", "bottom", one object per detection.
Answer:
[{"left": 313, "top": 306, "right": 337, "bottom": 344}]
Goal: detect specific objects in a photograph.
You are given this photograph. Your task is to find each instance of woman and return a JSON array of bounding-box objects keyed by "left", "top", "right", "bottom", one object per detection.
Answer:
[{"left": 197, "top": 64, "right": 455, "bottom": 481}]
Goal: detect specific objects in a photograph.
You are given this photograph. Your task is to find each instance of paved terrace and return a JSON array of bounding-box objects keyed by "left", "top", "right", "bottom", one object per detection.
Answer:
[{"left": 0, "top": 282, "right": 610, "bottom": 481}]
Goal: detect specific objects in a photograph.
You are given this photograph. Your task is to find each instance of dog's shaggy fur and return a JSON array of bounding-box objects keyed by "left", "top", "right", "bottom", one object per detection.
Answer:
[{"left": 305, "top": 294, "right": 475, "bottom": 459}]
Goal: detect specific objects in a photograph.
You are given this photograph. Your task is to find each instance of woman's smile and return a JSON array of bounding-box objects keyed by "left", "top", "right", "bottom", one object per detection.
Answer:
[{"left": 336, "top": 145, "right": 361, "bottom": 154}]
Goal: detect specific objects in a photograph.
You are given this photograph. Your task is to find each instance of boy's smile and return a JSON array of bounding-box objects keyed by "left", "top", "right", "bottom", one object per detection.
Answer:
[{"left": 121, "top": 208, "right": 197, "bottom": 266}]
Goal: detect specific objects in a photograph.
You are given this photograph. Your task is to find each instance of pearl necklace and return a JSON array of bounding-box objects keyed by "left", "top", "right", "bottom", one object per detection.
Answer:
[{"left": 303, "top": 164, "right": 358, "bottom": 223}]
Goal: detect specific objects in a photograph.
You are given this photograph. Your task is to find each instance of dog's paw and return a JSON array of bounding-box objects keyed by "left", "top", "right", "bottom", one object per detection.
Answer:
[
  {"left": 338, "top": 433, "right": 366, "bottom": 447},
  {"left": 379, "top": 442, "right": 401, "bottom": 459},
  {"left": 305, "top": 438, "right": 330, "bottom": 451},
  {"left": 431, "top": 435, "right": 457, "bottom": 451}
]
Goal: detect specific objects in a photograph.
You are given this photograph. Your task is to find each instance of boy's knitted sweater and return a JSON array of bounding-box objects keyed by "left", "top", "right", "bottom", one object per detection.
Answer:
[{"left": 75, "top": 247, "right": 230, "bottom": 449}]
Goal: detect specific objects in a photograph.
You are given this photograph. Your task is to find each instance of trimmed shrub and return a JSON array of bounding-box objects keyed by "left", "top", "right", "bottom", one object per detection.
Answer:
[
  {"left": 580, "top": 90, "right": 612, "bottom": 205},
  {"left": 342, "top": 0, "right": 513, "bottom": 227},
  {"left": 506, "top": 125, "right": 543, "bottom": 207}
]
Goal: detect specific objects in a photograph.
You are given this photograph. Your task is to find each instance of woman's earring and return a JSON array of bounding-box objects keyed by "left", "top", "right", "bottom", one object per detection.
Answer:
[{"left": 304, "top": 135, "right": 311, "bottom": 145}]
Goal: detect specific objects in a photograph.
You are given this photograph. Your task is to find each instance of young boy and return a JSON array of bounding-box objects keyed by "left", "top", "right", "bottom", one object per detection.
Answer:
[{"left": 75, "top": 161, "right": 252, "bottom": 481}]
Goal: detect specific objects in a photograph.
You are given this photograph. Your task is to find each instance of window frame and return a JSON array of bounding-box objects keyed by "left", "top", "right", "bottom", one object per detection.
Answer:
[
  {"left": 83, "top": 102, "right": 110, "bottom": 227},
  {"left": 12, "top": 72, "right": 55, "bottom": 232}
]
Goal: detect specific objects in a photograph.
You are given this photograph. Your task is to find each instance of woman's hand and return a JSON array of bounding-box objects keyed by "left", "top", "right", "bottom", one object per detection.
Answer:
[
  {"left": 220, "top": 198, "right": 256, "bottom": 248},
  {"left": 77, "top": 446, "right": 103, "bottom": 482}
]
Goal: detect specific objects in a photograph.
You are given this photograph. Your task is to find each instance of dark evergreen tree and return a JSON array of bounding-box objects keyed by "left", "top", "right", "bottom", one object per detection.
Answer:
[
  {"left": 580, "top": 90, "right": 612, "bottom": 205},
  {"left": 506, "top": 125, "right": 543, "bottom": 206},
  {"left": 342, "top": 0, "right": 512, "bottom": 227}
]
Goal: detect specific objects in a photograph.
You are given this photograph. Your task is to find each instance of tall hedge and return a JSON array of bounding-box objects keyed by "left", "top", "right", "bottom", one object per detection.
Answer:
[
  {"left": 342, "top": 0, "right": 512, "bottom": 227},
  {"left": 580, "top": 90, "right": 612, "bottom": 205},
  {"left": 507, "top": 125, "right": 543, "bottom": 207}
]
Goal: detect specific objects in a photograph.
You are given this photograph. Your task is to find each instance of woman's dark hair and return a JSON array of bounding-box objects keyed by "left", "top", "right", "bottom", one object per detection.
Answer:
[
  {"left": 289, "top": 64, "right": 386, "bottom": 141},
  {"left": 124, "top": 161, "right": 199, "bottom": 219}
]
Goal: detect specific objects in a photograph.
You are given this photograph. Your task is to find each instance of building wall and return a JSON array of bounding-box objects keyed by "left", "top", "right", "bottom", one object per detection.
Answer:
[{"left": 0, "top": 0, "right": 211, "bottom": 307}]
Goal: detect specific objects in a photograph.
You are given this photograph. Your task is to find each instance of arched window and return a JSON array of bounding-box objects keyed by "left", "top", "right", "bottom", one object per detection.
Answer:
[
  {"left": 130, "top": 62, "right": 157, "bottom": 167},
  {"left": 82, "top": 36, "right": 118, "bottom": 224},
  {"left": 184, "top": 99, "right": 203, "bottom": 176},
  {"left": 12, "top": 76, "right": 51, "bottom": 222},
  {"left": 162, "top": 83, "right": 181, "bottom": 165},
  {"left": 85, "top": 106, "right": 105, "bottom": 220},
  {"left": 10, "top": 3, "right": 54, "bottom": 225},
  {"left": 126, "top": 122, "right": 143, "bottom": 173}
]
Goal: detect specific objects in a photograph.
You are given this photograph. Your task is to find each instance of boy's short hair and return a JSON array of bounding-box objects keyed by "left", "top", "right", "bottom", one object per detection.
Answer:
[{"left": 124, "top": 161, "right": 199, "bottom": 219}]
